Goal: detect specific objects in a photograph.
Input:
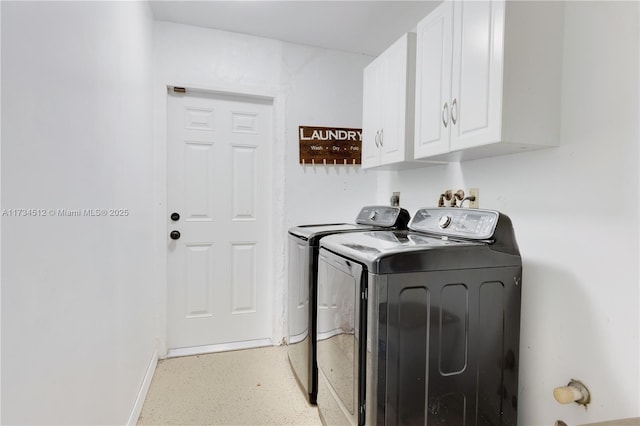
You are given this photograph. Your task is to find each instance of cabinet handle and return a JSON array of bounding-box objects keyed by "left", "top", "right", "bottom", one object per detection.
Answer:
[
  {"left": 379, "top": 128, "right": 384, "bottom": 147},
  {"left": 451, "top": 98, "right": 458, "bottom": 125},
  {"left": 374, "top": 130, "right": 380, "bottom": 147},
  {"left": 442, "top": 102, "right": 449, "bottom": 128}
]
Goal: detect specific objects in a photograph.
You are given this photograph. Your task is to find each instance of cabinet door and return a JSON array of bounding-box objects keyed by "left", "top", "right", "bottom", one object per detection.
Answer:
[
  {"left": 361, "top": 62, "right": 381, "bottom": 168},
  {"left": 450, "top": 0, "right": 505, "bottom": 150},
  {"left": 379, "top": 36, "right": 409, "bottom": 165},
  {"left": 414, "top": 1, "right": 454, "bottom": 159}
]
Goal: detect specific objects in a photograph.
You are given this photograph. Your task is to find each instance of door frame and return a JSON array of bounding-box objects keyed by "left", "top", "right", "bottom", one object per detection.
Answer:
[{"left": 153, "top": 82, "right": 287, "bottom": 358}]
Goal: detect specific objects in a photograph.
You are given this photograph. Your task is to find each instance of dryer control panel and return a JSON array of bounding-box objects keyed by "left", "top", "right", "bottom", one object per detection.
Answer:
[
  {"left": 410, "top": 208, "right": 499, "bottom": 240},
  {"left": 355, "top": 206, "right": 410, "bottom": 228}
]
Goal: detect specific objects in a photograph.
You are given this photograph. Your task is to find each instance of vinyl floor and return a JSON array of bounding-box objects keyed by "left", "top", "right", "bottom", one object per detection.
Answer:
[
  {"left": 137, "top": 345, "right": 323, "bottom": 425},
  {"left": 137, "top": 345, "right": 640, "bottom": 426}
]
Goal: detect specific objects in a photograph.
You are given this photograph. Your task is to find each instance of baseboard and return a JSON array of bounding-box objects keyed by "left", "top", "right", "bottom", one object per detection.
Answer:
[
  {"left": 166, "top": 338, "right": 273, "bottom": 358},
  {"left": 127, "top": 349, "right": 158, "bottom": 426}
]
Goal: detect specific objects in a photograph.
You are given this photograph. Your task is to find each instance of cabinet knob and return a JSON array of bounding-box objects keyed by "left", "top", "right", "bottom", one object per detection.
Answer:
[
  {"left": 438, "top": 215, "right": 452, "bottom": 229},
  {"left": 374, "top": 130, "right": 380, "bottom": 147},
  {"left": 379, "top": 128, "right": 384, "bottom": 147},
  {"left": 442, "top": 102, "right": 449, "bottom": 128}
]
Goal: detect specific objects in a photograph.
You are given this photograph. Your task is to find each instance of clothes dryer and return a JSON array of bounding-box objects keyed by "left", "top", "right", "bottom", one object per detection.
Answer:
[{"left": 288, "top": 206, "right": 410, "bottom": 404}]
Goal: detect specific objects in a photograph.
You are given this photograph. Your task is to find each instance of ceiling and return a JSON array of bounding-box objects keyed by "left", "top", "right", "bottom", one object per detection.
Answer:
[{"left": 149, "top": 1, "right": 441, "bottom": 57}]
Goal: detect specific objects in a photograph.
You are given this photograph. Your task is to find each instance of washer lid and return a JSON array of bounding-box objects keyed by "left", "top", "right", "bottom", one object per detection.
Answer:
[
  {"left": 288, "top": 205, "right": 411, "bottom": 242},
  {"left": 319, "top": 230, "right": 478, "bottom": 260},
  {"left": 289, "top": 223, "right": 371, "bottom": 241}
]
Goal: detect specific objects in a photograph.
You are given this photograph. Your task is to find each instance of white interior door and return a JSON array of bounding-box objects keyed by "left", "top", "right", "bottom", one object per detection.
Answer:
[{"left": 167, "top": 89, "right": 273, "bottom": 352}]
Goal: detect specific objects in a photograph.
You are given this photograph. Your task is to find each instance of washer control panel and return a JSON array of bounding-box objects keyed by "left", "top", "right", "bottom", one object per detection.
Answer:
[
  {"left": 410, "top": 208, "right": 499, "bottom": 240},
  {"left": 356, "top": 206, "right": 410, "bottom": 228}
]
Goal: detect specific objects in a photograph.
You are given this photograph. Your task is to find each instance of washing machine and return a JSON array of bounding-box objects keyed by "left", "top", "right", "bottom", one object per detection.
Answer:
[
  {"left": 316, "top": 208, "right": 522, "bottom": 426},
  {"left": 287, "top": 206, "right": 410, "bottom": 404}
]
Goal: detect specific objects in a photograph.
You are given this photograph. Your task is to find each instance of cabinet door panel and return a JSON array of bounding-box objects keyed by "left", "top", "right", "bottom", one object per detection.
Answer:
[
  {"left": 414, "top": 1, "right": 454, "bottom": 159},
  {"left": 451, "top": 0, "right": 505, "bottom": 149},
  {"left": 362, "top": 63, "right": 381, "bottom": 168},
  {"left": 380, "top": 38, "right": 407, "bottom": 165}
]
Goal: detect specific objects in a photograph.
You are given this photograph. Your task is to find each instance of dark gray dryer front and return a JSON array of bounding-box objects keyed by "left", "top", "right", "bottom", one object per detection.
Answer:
[
  {"left": 316, "top": 208, "right": 522, "bottom": 426},
  {"left": 287, "top": 206, "right": 410, "bottom": 404}
]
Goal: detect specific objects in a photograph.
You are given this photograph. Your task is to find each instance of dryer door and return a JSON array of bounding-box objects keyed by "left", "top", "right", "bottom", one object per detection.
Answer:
[
  {"left": 316, "top": 248, "right": 366, "bottom": 426},
  {"left": 286, "top": 234, "right": 313, "bottom": 399}
]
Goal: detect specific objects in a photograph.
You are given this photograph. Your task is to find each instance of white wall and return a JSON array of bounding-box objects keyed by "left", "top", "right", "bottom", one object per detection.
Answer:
[
  {"left": 374, "top": 2, "right": 639, "bottom": 424},
  {"left": 280, "top": 41, "right": 379, "bottom": 228},
  {"left": 1, "top": 2, "right": 157, "bottom": 424},
  {"left": 153, "top": 22, "right": 376, "bottom": 347}
]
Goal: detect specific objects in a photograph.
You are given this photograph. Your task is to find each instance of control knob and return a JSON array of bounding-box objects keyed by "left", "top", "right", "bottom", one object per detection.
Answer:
[{"left": 438, "top": 215, "right": 452, "bottom": 229}]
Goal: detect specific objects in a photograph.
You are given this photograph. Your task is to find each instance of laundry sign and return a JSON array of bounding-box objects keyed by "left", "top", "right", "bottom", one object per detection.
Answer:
[{"left": 298, "top": 126, "right": 362, "bottom": 165}]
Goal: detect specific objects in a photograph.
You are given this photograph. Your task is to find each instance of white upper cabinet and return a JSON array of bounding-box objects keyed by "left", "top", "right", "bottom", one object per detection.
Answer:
[
  {"left": 415, "top": 0, "right": 565, "bottom": 162},
  {"left": 363, "top": 33, "right": 436, "bottom": 170}
]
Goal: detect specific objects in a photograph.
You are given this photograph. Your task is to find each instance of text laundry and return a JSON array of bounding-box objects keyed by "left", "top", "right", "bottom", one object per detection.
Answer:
[{"left": 299, "top": 128, "right": 362, "bottom": 141}]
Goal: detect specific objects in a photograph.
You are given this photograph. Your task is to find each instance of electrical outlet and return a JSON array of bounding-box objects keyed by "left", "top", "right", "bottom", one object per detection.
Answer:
[{"left": 469, "top": 188, "right": 479, "bottom": 208}]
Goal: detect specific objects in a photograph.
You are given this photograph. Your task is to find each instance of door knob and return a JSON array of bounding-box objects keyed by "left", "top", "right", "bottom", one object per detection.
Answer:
[
  {"left": 170, "top": 212, "right": 180, "bottom": 221},
  {"left": 170, "top": 230, "right": 181, "bottom": 240}
]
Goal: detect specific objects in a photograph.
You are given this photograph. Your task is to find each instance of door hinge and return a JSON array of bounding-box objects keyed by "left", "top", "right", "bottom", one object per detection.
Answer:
[{"left": 173, "top": 86, "right": 186, "bottom": 93}]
